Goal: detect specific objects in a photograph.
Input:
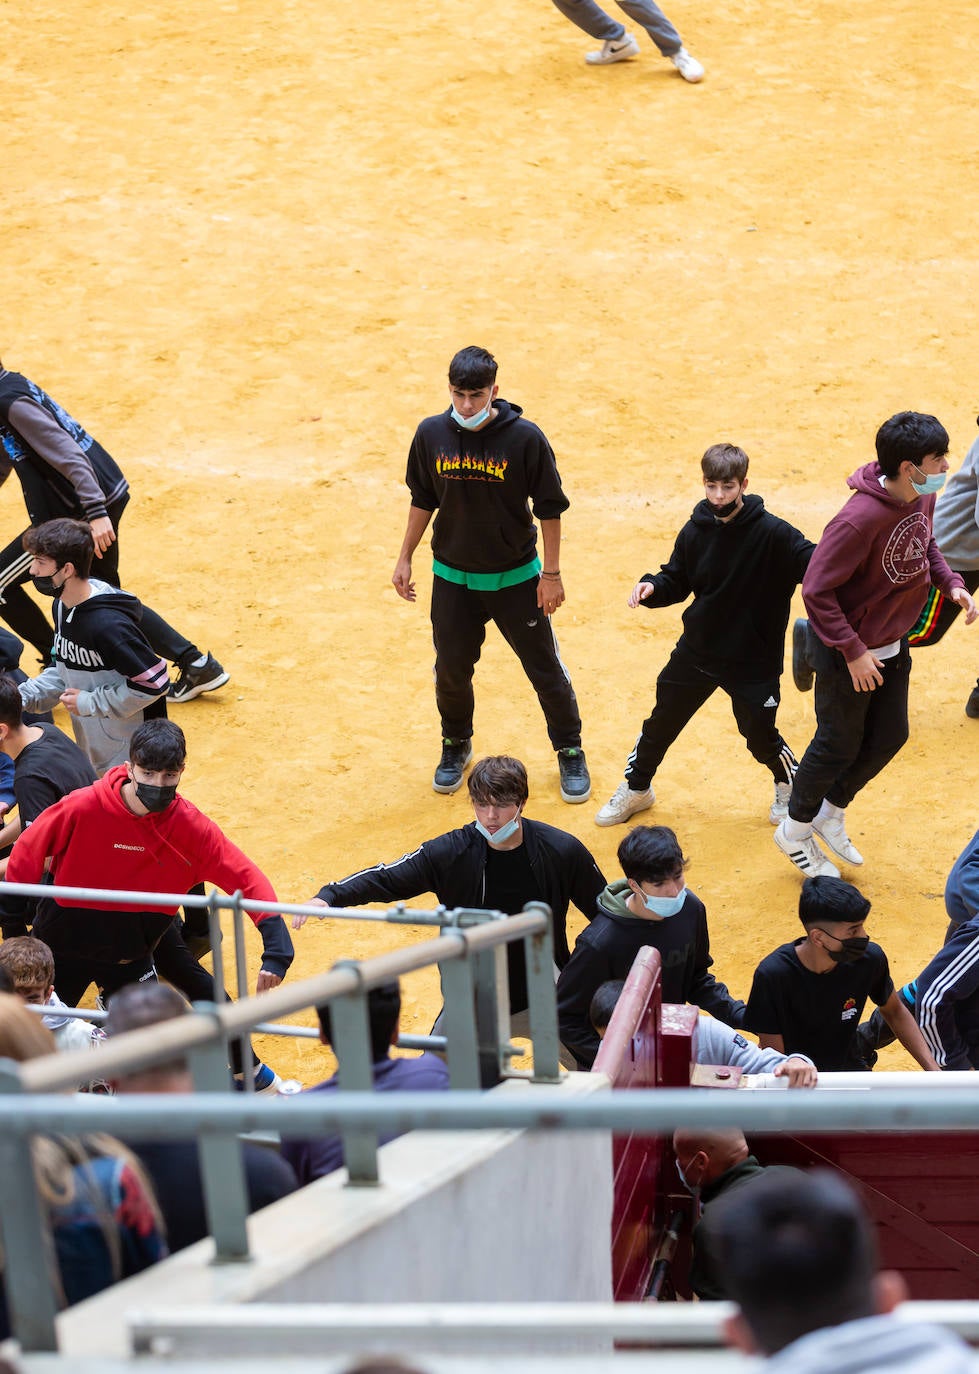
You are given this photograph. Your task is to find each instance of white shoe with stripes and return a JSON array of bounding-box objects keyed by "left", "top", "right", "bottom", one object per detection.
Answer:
[
  {"left": 813, "top": 813, "right": 864, "bottom": 865},
  {"left": 773, "top": 821, "right": 840, "bottom": 878}
]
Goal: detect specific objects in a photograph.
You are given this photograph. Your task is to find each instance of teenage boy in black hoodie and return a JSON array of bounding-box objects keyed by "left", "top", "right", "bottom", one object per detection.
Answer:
[
  {"left": 595, "top": 444, "right": 814, "bottom": 830},
  {"left": 556, "top": 824, "right": 744, "bottom": 1069},
  {"left": 392, "top": 346, "right": 589, "bottom": 805},
  {"left": 17, "top": 518, "right": 169, "bottom": 774}
]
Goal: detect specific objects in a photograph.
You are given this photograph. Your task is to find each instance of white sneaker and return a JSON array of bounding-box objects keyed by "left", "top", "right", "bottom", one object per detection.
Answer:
[
  {"left": 595, "top": 780, "right": 654, "bottom": 827},
  {"left": 670, "top": 46, "right": 704, "bottom": 82},
  {"left": 813, "top": 814, "right": 864, "bottom": 866},
  {"left": 774, "top": 821, "right": 840, "bottom": 878},
  {"left": 769, "top": 781, "right": 792, "bottom": 825},
  {"left": 586, "top": 34, "right": 641, "bottom": 65}
]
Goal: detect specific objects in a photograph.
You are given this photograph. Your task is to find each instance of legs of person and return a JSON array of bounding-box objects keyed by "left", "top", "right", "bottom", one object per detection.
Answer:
[
  {"left": 489, "top": 578, "right": 583, "bottom": 750},
  {"left": 729, "top": 680, "right": 798, "bottom": 823},
  {"left": 49, "top": 952, "right": 99, "bottom": 1007},
  {"left": 151, "top": 918, "right": 256, "bottom": 1075},
  {"left": 0, "top": 530, "right": 54, "bottom": 660},
  {"left": 431, "top": 577, "right": 487, "bottom": 744},
  {"left": 824, "top": 642, "right": 911, "bottom": 810},
  {"left": 787, "top": 640, "right": 871, "bottom": 825},
  {"left": 615, "top": 0, "right": 682, "bottom": 54},
  {"left": 625, "top": 645, "right": 715, "bottom": 788},
  {"left": 99, "top": 955, "right": 157, "bottom": 1001},
  {"left": 548, "top": 0, "right": 627, "bottom": 42}
]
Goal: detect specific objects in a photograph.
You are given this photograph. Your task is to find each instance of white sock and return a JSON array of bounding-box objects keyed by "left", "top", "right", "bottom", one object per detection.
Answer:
[
  {"left": 783, "top": 817, "right": 812, "bottom": 841},
  {"left": 191, "top": 653, "right": 208, "bottom": 668},
  {"left": 815, "top": 800, "right": 844, "bottom": 825}
]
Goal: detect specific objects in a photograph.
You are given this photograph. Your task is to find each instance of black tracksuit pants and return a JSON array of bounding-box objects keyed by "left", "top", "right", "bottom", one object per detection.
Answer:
[{"left": 431, "top": 574, "right": 582, "bottom": 749}]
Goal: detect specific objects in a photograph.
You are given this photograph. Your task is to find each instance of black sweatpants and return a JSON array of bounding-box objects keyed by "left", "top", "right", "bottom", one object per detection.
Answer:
[
  {"left": 53, "top": 950, "right": 158, "bottom": 1008},
  {"left": 431, "top": 574, "right": 582, "bottom": 749},
  {"left": 624, "top": 642, "right": 797, "bottom": 790},
  {"left": 0, "top": 497, "right": 197, "bottom": 666},
  {"left": 152, "top": 918, "right": 257, "bottom": 1075},
  {"left": 789, "top": 627, "right": 911, "bottom": 824}
]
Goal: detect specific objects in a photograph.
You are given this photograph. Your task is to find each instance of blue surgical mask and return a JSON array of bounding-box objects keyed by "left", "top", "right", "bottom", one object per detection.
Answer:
[
  {"left": 910, "top": 465, "right": 946, "bottom": 496},
  {"left": 676, "top": 1158, "right": 701, "bottom": 1198},
  {"left": 475, "top": 815, "right": 521, "bottom": 847},
  {"left": 640, "top": 886, "right": 687, "bottom": 918},
  {"left": 451, "top": 397, "right": 493, "bottom": 431}
]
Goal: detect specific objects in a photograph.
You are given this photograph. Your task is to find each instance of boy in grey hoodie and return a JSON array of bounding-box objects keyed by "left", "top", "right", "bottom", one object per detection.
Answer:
[
  {"left": 716, "top": 1169, "right": 978, "bottom": 1372},
  {"left": 17, "top": 518, "right": 168, "bottom": 774},
  {"left": 556, "top": 824, "right": 744, "bottom": 1068}
]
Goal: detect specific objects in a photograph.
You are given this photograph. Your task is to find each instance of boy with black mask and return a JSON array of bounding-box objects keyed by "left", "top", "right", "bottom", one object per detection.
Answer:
[{"left": 745, "top": 875, "right": 939, "bottom": 1072}]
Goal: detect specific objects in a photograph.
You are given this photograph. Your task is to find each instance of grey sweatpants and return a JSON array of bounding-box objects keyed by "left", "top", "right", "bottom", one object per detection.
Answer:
[{"left": 549, "top": 0, "right": 682, "bottom": 57}]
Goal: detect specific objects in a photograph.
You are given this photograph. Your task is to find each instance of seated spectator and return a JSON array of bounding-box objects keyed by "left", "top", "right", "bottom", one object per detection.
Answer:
[
  {"left": 673, "top": 1127, "right": 800, "bottom": 1301},
  {"left": 0, "top": 993, "right": 166, "bottom": 1341},
  {"left": 280, "top": 980, "right": 450, "bottom": 1185},
  {"left": 714, "top": 1169, "right": 979, "bottom": 1370},
  {"left": 104, "top": 982, "right": 297, "bottom": 1252},
  {"left": 745, "top": 876, "right": 939, "bottom": 1072},
  {"left": 0, "top": 936, "right": 104, "bottom": 1055},
  {"left": 588, "top": 980, "right": 817, "bottom": 1087},
  {"left": 556, "top": 826, "right": 745, "bottom": 1070}
]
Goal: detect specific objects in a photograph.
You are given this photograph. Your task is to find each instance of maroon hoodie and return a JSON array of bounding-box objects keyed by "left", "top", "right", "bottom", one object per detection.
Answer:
[{"left": 803, "top": 462, "right": 965, "bottom": 662}]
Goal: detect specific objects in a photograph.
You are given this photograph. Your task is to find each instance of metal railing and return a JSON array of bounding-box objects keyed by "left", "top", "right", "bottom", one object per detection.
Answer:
[{"left": 0, "top": 883, "right": 561, "bottom": 1352}]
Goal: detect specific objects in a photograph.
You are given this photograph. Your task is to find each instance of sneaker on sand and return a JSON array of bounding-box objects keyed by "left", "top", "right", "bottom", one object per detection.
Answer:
[
  {"left": 586, "top": 33, "right": 640, "bottom": 65},
  {"left": 235, "top": 1063, "right": 282, "bottom": 1095},
  {"left": 670, "top": 46, "right": 704, "bottom": 82},
  {"left": 168, "top": 652, "right": 230, "bottom": 703},
  {"left": 595, "top": 780, "right": 654, "bottom": 827},
  {"left": 793, "top": 618, "right": 814, "bottom": 692},
  {"left": 433, "top": 738, "right": 473, "bottom": 795},
  {"left": 773, "top": 820, "right": 840, "bottom": 878},
  {"left": 557, "top": 747, "right": 591, "bottom": 803},
  {"left": 813, "top": 813, "right": 864, "bottom": 865},
  {"left": 966, "top": 683, "right": 979, "bottom": 719},
  {"left": 769, "top": 781, "right": 792, "bottom": 825}
]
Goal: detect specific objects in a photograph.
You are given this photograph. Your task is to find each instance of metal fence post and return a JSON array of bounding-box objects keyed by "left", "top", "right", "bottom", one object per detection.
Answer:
[
  {"left": 0, "top": 1062, "right": 59, "bottom": 1350},
  {"left": 437, "top": 940, "right": 481, "bottom": 1091},
  {"left": 229, "top": 890, "right": 253, "bottom": 1092},
  {"left": 328, "top": 965, "right": 380, "bottom": 1185},
  {"left": 521, "top": 902, "right": 561, "bottom": 1082},
  {"left": 186, "top": 1005, "right": 251, "bottom": 1260},
  {"left": 472, "top": 935, "right": 509, "bottom": 1087}
]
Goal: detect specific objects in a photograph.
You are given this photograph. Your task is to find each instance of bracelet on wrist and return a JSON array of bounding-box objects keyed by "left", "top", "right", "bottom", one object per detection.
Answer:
[{"left": 541, "top": 570, "right": 561, "bottom": 578}]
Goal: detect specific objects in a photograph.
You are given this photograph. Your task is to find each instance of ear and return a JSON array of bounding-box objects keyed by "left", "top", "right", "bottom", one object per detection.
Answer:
[
  {"left": 722, "top": 1312, "right": 757, "bottom": 1355},
  {"left": 741, "top": 476, "right": 749, "bottom": 493},
  {"left": 873, "top": 1270, "right": 907, "bottom": 1315}
]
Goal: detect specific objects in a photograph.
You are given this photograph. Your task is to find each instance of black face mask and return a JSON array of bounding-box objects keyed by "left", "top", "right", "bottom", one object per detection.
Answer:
[
  {"left": 134, "top": 781, "right": 178, "bottom": 814},
  {"left": 32, "top": 568, "right": 65, "bottom": 598},
  {"left": 817, "top": 930, "right": 869, "bottom": 965},
  {"left": 712, "top": 498, "right": 741, "bottom": 520}
]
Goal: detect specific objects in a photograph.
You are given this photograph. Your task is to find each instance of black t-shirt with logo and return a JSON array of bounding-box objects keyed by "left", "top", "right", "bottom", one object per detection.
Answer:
[
  {"left": 484, "top": 842, "right": 543, "bottom": 1015},
  {"left": 745, "top": 937, "right": 893, "bottom": 1071}
]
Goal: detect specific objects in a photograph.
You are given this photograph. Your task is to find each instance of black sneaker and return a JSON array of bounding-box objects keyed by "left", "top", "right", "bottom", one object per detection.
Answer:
[
  {"left": 168, "top": 652, "right": 230, "bottom": 704},
  {"left": 792, "top": 618, "right": 814, "bottom": 692},
  {"left": 967, "top": 683, "right": 979, "bottom": 719},
  {"left": 557, "top": 747, "right": 591, "bottom": 803},
  {"left": 433, "top": 738, "right": 473, "bottom": 794}
]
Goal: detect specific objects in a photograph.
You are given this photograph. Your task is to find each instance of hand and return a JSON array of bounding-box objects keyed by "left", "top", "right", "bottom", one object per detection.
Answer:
[
  {"left": 392, "top": 558, "right": 416, "bottom": 602},
  {"left": 0, "top": 803, "right": 8, "bottom": 822},
  {"left": 628, "top": 580, "right": 655, "bottom": 609},
  {"left": 256, "top": 969, "right": 282, "bottom": 994},
  {"left": 951, "top": 587, "right": 978, "bottom": 625},
  {"left": 89, "top": 516, "right": 116, "bottom": 557},
  {"left": 537, "top": 574, "right": 565, "bottom": 617},
  {"left": 60, "top": 688, "right": 82, "bottom": 715},
  {"left": 774, "top": 1056, "right": 818, "bottom": 1089},
  {"left": 846, "top": 650, "right": 884, "bottom": 692},
  {"left": 292, "top": 896, "right": 329, "bottom": 931}
]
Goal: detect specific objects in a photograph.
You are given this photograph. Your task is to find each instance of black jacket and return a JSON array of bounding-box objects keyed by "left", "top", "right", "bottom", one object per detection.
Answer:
[
  {"left": 639, "top": 494, "right": 814, "bottom": 681},
  {"left": 556, "top": 879, "right": 746, "bottom": 1069},
  {"left": 317, "top": 818, "right": 605, "bottom": 969},
  {"left": 405, "top": 400, "right": 569, "bottom": 573}
]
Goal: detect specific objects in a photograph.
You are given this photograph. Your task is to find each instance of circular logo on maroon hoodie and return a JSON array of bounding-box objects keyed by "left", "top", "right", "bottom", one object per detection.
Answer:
[{"left": 881, "top": 512, "right": 930, "bottom": 585}]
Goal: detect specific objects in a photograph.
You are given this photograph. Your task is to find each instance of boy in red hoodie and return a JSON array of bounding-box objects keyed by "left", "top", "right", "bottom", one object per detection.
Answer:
[
  {"left": 0, "top": 719, "right": 293, "bottom": 1007},
  {"left": 776, "top": 412, "right": 976, "bottom": 878}
]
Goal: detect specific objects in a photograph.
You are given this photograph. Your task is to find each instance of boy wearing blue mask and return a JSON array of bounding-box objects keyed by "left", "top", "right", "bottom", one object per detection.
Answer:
[
  {"left": 776, "top": 412, "right": 976, "bottom": 879},
  {"left": 745, "top": 875, "right": 939, "bottom": 1074},
  {"left": 392, "top": 346, "right": 589, "bottom": 805},
  {"left": 556, "top": 824, "right": 745, "bottom": 1069}
]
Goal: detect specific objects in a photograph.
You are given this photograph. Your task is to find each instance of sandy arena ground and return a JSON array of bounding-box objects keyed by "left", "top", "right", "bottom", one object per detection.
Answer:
[{"left": 3, "top": 0, "right": 978, "bottom": 1081}]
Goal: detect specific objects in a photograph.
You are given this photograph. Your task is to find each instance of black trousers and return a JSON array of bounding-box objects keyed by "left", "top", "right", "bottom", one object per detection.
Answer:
[
  {"left": 909, "top": 569, "right": 979, "bottom": 665},
  {"left": 0, "top": 497, "right": 197, "bottom": 666},
  {"left": 789, "top": 627, "right": 911, "bottom": 824},
  {"left": 624, "top": 642, "right": 797, "bottom": 789},
  {"left": 152, "top": 918, "right": 257, "bottom": 1075},
  {"left": 53, "top": 950, "right": 158, "bottom": 1008},
  {"left": 431, "top": 574, "right": 582, "bottom": 749}
]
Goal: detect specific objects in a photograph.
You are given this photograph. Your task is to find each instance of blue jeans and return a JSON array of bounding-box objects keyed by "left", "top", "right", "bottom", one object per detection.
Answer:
[{"left": 549, "top": 0, "right": 682, "bottom": 57}]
